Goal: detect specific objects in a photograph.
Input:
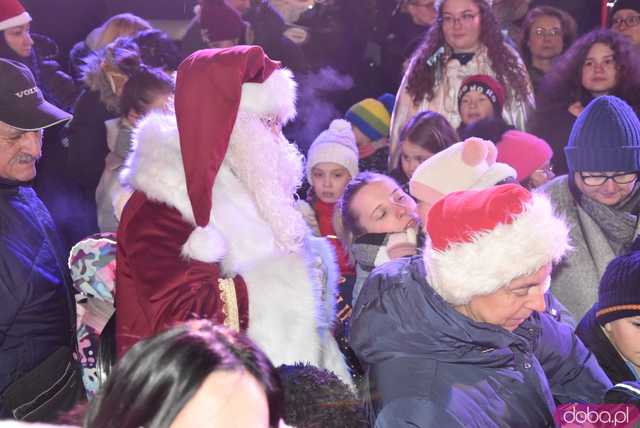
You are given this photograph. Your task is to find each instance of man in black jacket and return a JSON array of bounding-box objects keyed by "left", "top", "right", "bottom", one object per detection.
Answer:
[{"left": 0, "top": 58, "right": 83, "bottom": 421}]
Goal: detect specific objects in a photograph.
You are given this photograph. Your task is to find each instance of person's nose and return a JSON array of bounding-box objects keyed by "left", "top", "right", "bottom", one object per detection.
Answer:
[
  {"left": 323, "top": 175, "right": 332, "bottom": 188},
  {"left": 25, "top": 31, "right": 34, "bottom": 47},
  {"left": 21, "top": 131, "right": 42, "bottom": 157},
  {"left": 525, "top": 286, "right": 546, "bottom": 313},
  {"left": 604, "top": 177, "right": 618, "bottom": 192}
]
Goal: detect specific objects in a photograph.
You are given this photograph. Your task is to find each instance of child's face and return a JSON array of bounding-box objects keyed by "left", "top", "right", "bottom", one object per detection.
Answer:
[
  {"left": 528, "top": 160, "right": 555, "bottom": 189},
  {"left": 604, "top": 316, "right": 640, "bottom": 371},
  {"left": 400, "top": 140, "right": 434, "bottom": 179},
  {"left": 310, "top": 162, "right": 351, "bottom": 204},
  {"left": 350, "top": 178, "right": 418, "bottom": 234},
  {"left": 460, "top": 91, "right": 494, "bottom": 126}
]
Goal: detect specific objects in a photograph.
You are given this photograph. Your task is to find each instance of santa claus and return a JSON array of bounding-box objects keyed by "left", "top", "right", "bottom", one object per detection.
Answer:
[{"left": 115, "top": 46, "right": 350, "bottom": 383}]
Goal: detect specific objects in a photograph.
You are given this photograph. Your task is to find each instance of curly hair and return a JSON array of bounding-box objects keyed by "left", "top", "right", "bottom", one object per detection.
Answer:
[
  {"left": 406, "top": 0, "right": 530, "bottom": 105},
  {"left": 537, "top": 29, "right": 640, "bottom": 111},
  {"left": 520, "top": 6, "right": 577, "bottom": 68}
]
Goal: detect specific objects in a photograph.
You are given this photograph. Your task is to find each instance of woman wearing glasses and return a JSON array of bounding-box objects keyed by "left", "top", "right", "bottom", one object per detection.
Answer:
[
  {"left": 520, "top": 6, "right": 577, "bottom": 97},
  {"left": 540, "top": 96, "right": 640, "bottom": 321},
  {"left": 609, "top": 0, "right": 640, "bottom": 46},
  {"left": 388, "top": 0, "right": 534, "bottom": 172},
  {"left": 530, "top": 29, "right": 640, "bottom": 176}
]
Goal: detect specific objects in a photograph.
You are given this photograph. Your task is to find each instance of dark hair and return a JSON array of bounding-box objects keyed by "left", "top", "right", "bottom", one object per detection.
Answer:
[
  {"left": 133, "top": 29, "right": 182, "bottom": 71},
  {"left": 520, "top": 6, "right": 577, "bottom": 67},
  {"left": 120, "top": 67, "right": 174, "bottom": 116},
  {"left": 277, "top": 363, "right": 367, "bottom": 428},
  {"left": 104, "top": 36, "right": 143, "bottom": 77},
  {"left": 84, "top": 321, "right": 283, "bottom": 428},
  {"left": 398, "top": 111, "right": 458, "bottom": 154},
  {"left": 335, "top": 172, "right": 395, "bottom": 257},
  {"left": 538, "top": 29, "right": 640, "bottom": 111},
  {"left": 405, "top": 0, "right": 530, "bottom": 105}
]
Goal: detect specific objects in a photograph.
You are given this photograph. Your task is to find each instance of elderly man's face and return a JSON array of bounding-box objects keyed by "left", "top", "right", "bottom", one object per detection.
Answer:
[
  {"left": 454, "top": 263, "right": 550, "bottom": 331},
  {"left": 0, "top": 121, "right": 42, "bottom": 182}
]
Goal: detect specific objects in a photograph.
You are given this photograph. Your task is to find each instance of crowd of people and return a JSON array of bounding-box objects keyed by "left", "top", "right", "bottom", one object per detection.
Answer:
[{"left": 1, "top": 0, "right": 640, "bottom": 426}]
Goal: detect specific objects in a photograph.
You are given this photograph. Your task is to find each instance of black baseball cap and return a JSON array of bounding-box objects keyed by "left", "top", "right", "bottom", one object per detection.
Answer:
[{"left": 0, "top": 58, "right": 72, "bottom": 131}]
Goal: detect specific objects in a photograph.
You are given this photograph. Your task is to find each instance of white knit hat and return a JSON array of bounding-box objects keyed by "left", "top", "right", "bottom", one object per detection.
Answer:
[
  {"left": 409, "top": 137, "right": 516, "bottom": 208},
  {"left": 306, "top": 119, "right": 359, "bottom": 182}
]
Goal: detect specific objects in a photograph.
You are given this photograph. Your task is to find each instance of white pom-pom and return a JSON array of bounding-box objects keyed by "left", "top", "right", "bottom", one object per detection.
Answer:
[
  {"left": 181, "top": 225, "right": 227, "bottom": 263},
  {"left": 329, "top": 118, "right": 353, "bottom": 133}
]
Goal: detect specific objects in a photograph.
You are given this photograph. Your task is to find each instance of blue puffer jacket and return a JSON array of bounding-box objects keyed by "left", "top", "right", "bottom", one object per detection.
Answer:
[
  {"left": 0, "top": 179, "right": 76, "bottom": 417},
  {"left": 350, "top": 256, "right": 612, "bottom": 427}
]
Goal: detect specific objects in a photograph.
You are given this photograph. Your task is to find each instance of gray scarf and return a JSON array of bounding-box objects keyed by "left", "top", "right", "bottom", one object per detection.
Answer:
[{"left": 577, "top": 184, "right": 640, "bottom": 255}]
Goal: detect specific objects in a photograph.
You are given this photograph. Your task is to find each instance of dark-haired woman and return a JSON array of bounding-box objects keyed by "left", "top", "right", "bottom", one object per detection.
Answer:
[
  {"left": 388, "top": 0, "right": 534, "bottom": 170},
  {"left": 83, "top": 321, "right": 283, "bottom": 428},
  {"left": 530, "top": 29, "right": 640, "bottom": 175}
]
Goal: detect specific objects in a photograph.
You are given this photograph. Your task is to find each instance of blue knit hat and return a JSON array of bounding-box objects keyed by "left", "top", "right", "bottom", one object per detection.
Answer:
[
  {"left": 564, "top": 96, "right": 640, "bottom": 173},
  {"left": 595, "top": 236, "right": 640, "bottom": 326}
]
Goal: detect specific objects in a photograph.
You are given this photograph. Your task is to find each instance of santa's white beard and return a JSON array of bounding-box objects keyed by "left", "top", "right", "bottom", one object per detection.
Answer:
[{"left": 226, "top": 112, "right": 307, "bottom": 253}]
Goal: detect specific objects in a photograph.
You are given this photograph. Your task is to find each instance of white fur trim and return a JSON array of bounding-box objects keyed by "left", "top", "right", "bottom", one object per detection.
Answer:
[
  {"left": 181, "top": 225, "right": 227, "bottom": 263},
  {"left": 239, "top": 68, "right": 297, "bottom": 123},
  {"left": 424, "top": 193, "right": 570, "bottom": 305},
  {"left": 0, "top": 11, "right": 31, "bottom": 32}
]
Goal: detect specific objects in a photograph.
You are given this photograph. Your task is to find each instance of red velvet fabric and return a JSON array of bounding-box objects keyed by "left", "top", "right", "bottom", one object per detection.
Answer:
[
  {"left": 313, "top": 199, "right": 354, "bottom": 276},
  {"left": 115, "top": 191, "right": 248, "bottom": 357}
]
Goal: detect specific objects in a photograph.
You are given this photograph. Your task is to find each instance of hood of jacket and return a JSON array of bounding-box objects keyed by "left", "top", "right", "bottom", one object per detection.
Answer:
[{"left": 350, "top": 256, "right": 536, "bottom": 368}]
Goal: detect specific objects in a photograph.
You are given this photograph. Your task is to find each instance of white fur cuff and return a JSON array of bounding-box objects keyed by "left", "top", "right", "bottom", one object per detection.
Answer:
[{"left": 181, "top": 225, "right": 227, "bottom": 263}]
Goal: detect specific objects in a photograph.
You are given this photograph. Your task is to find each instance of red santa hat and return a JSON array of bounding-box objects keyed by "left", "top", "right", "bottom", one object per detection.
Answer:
[
  {"left": 175, "top": 46, "right": 296, "bottom": 235},
  {"left": 424, "top": 184, "right": 570, "bottom": 305},
  {"left": 0, "top": 0, "right": 31, "bottom": 32}
]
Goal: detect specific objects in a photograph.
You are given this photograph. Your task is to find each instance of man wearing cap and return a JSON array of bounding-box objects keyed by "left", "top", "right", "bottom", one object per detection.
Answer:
[
  {"left": 115, "top": 46, "right": 350, "bottom": 384},
  {"left": 541, "top": 95, "right": 640, "bottom": 321},
  {"left": 350, "top": 184, "right": 611, "bottom": 427},
  {"left": 0, "top": 59, "right": 83, "bottom": 420}
]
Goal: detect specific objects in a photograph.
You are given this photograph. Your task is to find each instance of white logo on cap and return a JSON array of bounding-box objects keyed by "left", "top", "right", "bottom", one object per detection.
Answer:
[{"left": 15, "top": 87, "right": 37, "bottom": 98}]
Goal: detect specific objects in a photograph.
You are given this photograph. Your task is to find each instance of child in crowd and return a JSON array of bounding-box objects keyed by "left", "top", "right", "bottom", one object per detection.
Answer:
[
  {"left": 344, "top": 93, "right": 395, "bottom": 173},
  {"left": 409, "top": 137, "right": 517, "bottom": 220},
  {"left": 96, "top": 66, "right": 174, "bottom": 232},
  {"left": 577, "top": 238, "right": 640, "bottom": 384},
  {"left": 336, "top": 172, "right": 419, "bottom": 307},
  {"left": 457, "top": 74, "right": 508, "bottom": 137},
  {"left": 296, "top": 119, "right": 360, "bottom": 377},
  {"left": 496, "top": 130, "right": 555, "bottom": 189},
  {"left": 389, "top": 111, "right": 458, "bottom": 191}
]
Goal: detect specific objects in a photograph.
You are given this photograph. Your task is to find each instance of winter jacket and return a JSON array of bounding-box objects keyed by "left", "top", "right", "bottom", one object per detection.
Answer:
[
  {"left": 576, "top": 306, "right": 638, "bottom": 384},
  {"left": 540, "top": 176, "right": 640, "bottom": 320},
  {"left": 389, "top": 45, "right": 534, "bottom": 169},
  {"left": 529, "top": 104, "right": 577, "bottom": 176},
  {"left": 0, "top": 179, "right": 77, "bottom": 417},
  {"left": 350, "top": 256, "right": 612, "bottom": 427}
]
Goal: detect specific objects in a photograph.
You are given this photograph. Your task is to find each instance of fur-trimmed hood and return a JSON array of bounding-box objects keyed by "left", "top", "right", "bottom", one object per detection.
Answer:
[{"left": 80, "top": 53, "right": 121, "bottom": 113}]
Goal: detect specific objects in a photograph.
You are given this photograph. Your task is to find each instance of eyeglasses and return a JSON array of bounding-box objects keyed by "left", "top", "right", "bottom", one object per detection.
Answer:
[
  {"left": 532, "top": 27, "right": 562, "bottom": 38},
  {"left": 579, "top": 172, "right": 638, "bottom": 186},
  {"left": 439, "top": 12, "right": 479, "bottom": 27},
  {"left": 611, "top": 15, "right": 640, "bottom": 29},
  {"left": 534, "top": 164, "right": 554, "bottom": 176}
]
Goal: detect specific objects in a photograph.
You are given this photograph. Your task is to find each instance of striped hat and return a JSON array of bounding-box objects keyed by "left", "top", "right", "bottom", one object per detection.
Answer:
[
  {"left": 345, "top": 93, "right": 394, "bottom": 142},
  {"left": 0, "top": 0, "right": 31, "bottom": 32}
]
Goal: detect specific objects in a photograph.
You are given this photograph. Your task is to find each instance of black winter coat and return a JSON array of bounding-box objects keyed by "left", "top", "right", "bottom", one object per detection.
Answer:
[
  {"left": 0, "top": 179, "right": 76, "bottom": 416},
  {"left": 350, "top": 256, "right": 612, "bottom": 427}
]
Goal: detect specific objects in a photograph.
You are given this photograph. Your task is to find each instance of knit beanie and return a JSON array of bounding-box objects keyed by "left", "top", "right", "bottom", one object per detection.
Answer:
[
  {"left": 611, "top": 0, "right": 640, "bottom": 18},
  {"left": 199, "top": 0, "right": 246, "bottom": 43},
  {"left": 496, "top": 130, "right": 553, "bottom": 181},
  {"left": 344, "top": 94, "right": 394, "bottom": 142},
  {"left": 458, "top": 75, "right": 506, "bottom": 116},
  {"left": 595, "top": 244, "right": 640, "bottom": 326},
  {"left": 409, "top": 137, "right": 517, "bottom": 207},
  {"left": 306, "top": 119, "right": 359, "bottom": 182},
  {"left": 424, "top": 184, "right": 569, "bottom": 305},
  {"left": 0, "top": 0, "right": 30, "bottom": 32},
  {"left": 565, "top": 95, "right": 640, "bottom": 173}
]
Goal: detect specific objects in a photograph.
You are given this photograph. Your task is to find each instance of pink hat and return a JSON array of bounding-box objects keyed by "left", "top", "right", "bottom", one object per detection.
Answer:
[
  {"left": 424, "top": 184, "right": 569, "bottom": 305},
  {"left": 496, "top": 130, "right": 553, "bottom": 181},
  {"left": 0, "top": 0, "right": 31, "bottom": 32}
]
